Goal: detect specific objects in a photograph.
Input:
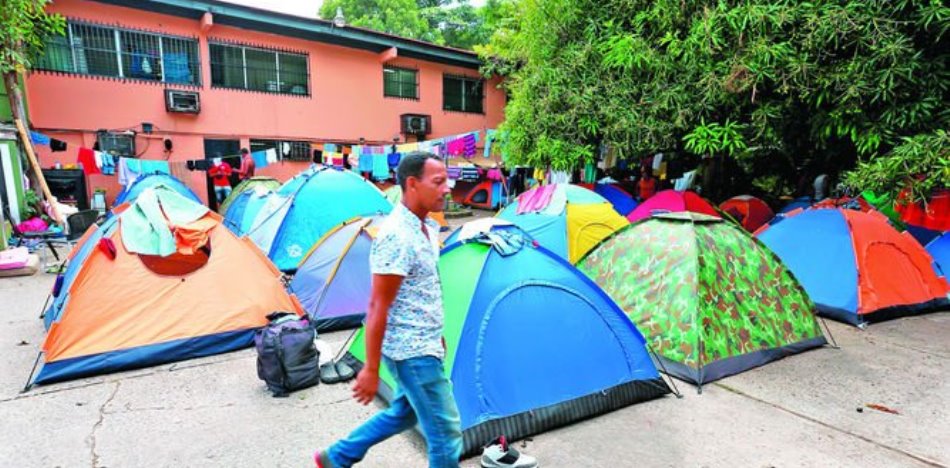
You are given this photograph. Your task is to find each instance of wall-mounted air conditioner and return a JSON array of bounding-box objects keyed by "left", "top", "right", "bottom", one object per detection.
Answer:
[
  {"left": 400, "top": 114, "right": 431, "bottom": 136},
  {"left": 165, "top": 89, "right": 200, "bottom": 114}
]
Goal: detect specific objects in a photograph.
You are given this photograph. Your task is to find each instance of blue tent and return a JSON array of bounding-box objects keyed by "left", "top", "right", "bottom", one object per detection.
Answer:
[
  {"left": 343, "top": 229, "right": 671, "bottom": 455},
  {"left": 590, "top": 183, "right": 638, "bottom": 215},
  {"left": 222, "top": 188, "right": 278, "bottom": 236},
  {"left": 778, "top": 196, "right": 812, "bottom": 214},
  {"left": 248, "top": 167, "right": 392, "bottom": 271},
  {"left": 114, "top": 173, "right": 200, "bottom": 206},
  {"left": 926, "top": 232, "right": 949, "bottom": 278}
]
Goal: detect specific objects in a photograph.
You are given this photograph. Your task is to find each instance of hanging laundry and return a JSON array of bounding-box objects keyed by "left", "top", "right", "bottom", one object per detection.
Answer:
[
  {"left": 169, "top": 161, "right": 190, "bottom": 183},
  {"left": 30, "top": 131, "right": 51, "bottom": 146},
  {"left": 324, "top": 143, "right": 337, "bottom": 153},
  {"left": 50, "top": 139, "right": 68, "bottom": 152},
  {"left": 462, "top": 133, "right": 477, "bottom": 158},
  {"left": 446, "top": 166, "right": 462, "bottom": 180},
  {"left": 251, "top": 150, "right": 269, "bottom": 169},
  {"left": 99, "top": 153, "right": 116, "bottom": 176},
  {"left": 118, "top": 158, "right": 139, "bottom": 186},
  {"left": 138, "top": 159, "right": 171, "bottom": 175},
  {"left": 447, "top": 137, "right": 465, "bottom": 157},
  {"left": 388, "top": 152, "right": 402, "bottom": 169},
  {"left": 459, "top": 165, "right": 479, "bottom": 182},
  {"left": 484, "top": 129, "right": 496, "bottom": 158},
  {"left": 583, "top": 161, "right": 596, "bottom": 184},
  {"left": 358, "top": 152, "right": 374, "bottom": 173},
  {"left": 487, "top": 168, "right": 504, "bottom": 181},
  {"left": 265, "top": 148, "right": 278, "bottom": 164},
  {"left": 549, "top": 170, "right": 571, "bottom": 185},
  {"left": 371, "top": 153, "right": 390, "bottom": 180},
  {"left": 76, "top": 147, "right": 101, "bottom": 175}
]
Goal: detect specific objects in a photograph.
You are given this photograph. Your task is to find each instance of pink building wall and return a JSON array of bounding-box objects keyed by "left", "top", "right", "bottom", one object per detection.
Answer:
[{"left": 26, "top": 0, "right": 505, "bottom": 205}]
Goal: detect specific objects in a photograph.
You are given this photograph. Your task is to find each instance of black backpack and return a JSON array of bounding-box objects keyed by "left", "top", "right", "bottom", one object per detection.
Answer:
[{"left": 255, "top": 312, "right": 321, "bottom": 397}]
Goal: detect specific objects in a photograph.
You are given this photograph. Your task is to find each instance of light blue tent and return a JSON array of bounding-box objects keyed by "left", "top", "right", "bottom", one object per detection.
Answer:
[
  {"left": 114, "top": 173, "right": 200, "bottom": 206},
  {"left": 343, "top": 229, "right": 671, "bottom": 455},
  {"left": 248, "top": 166, "right": 392, "bottom": 271},
  {"left": 222, "top": 188, "right": 279, "bottom": 236}
]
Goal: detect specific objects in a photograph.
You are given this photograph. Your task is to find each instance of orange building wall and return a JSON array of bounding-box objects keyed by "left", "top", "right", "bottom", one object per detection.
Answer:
[{"left": 26, "top": 0, "right": 505, "bottom": 205}]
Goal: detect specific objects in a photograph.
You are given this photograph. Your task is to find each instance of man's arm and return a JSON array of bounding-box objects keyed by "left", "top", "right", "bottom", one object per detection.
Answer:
[{"left": 352, "top": 273, "right": 403, "bottom": 405}]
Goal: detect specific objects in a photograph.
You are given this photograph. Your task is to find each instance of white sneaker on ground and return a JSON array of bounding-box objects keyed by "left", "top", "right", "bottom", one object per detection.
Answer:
[{"left": 480, "top": 436, "right": 539, "bottom": 468}]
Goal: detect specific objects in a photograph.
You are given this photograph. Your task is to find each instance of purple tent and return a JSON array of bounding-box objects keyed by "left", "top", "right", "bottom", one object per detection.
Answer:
[{"left": 288, "top": 216, "right": 383, "bottom": 331}]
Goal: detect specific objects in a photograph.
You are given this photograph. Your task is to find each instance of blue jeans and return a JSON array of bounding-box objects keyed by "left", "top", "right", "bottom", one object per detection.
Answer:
[
  {"left": 214, "top": 186, "right": 231, "bottom": 203},
  {"left": 326, "top": 356, "right": 462, "bottom": 467}
]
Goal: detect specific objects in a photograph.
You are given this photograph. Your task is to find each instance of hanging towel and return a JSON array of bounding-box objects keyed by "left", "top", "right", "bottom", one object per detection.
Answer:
[
  {"left": 94, "top": 151, "right": 104, "bottom": 171},
  {"left": 324, "top": 143, "right": 337, "bottom": 153},
  {"left": 30, "top": 131, "right": 51, "bottom": 146},
  {"left": 447, "top": 166, "right": 462, "bottom": 180},
  {"left": 484, "top": 129, "right": 496, "bottom": 158},
  {"left": 99, "top": 153, "right": 116, "bottom": 175},
  {"left": 372, "top": 154, "right": 390, "bottom": 180},
  {"left": 358, "top": 153, "right": 374, "bottom": 173},
  {"left": 388, "top": 152, "right": 402, "bottom": 168},
  {"left": 77, "top": 147, "right": 101, "bottom": 175},
  {"left": 138, "top": 159, "right": 170, "bottom": 175},
  {"left": 265, "top": 148, "right": 278, "bottom": 164},
  {"left": 487, "top": 168, "right": 503, "bottom": 181},
  {"left": 251, "top": 150, "right": 269, "bottom": 168},
  {"left": 50, "top": 139, "right": 67, "bottom": 152},
  {"left": 447, "top": 138, "right": 464, "bottom": 156},
  {"left": 462, "top": 133, "right": 477, "bottom": 158},
  {"left": 583, "top": 161, "right": 596, "bottom": 183},
  {"left": 517, "top": 185, "right": 558, "bottom": 214},
  {"left": 169, "top": 161, "right": 190, "bottom": 183},
  {"left": 459, "top": 165, "right": 479, "bottom": 181},
  {"left": 117, "top": 158, "right": 140, "bottom": 186}
]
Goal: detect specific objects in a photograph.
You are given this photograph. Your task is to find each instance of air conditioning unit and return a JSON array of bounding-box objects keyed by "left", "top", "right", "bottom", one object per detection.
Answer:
[
  {"left": 400, "top": 114, "right": 431, "bottom": 136},
  {"left": 165, "top": 89, "right": 200, "bottom": 114},
  {"left": 96, "top": 130, "right": 136, "bottom": 157}
]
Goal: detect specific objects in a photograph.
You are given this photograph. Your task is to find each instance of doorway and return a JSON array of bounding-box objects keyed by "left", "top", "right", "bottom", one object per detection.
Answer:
[{"left": 203, "top": 138, "right": 240, "bottom": 211}]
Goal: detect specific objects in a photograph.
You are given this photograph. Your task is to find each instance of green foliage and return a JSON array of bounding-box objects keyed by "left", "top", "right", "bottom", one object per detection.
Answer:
[
  {"left": 320, "top": 0, "right": 515, "bottom": 50},
  {"left": 844, "top": 130, "right": 950, "bottom": 204},
  {"left": 483, "top": 0, "right": 949, "bottom": 200},
  {"left": 0, "top": 0, "right": 65, "bottom": 74}
]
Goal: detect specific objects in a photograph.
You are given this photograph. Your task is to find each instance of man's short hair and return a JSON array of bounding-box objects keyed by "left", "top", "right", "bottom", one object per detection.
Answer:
[
  {"left": 241, "top": 148, "right": 249, "bottom": 155},
  {"left": 397, "top": 151, "right": 442, "bottom": 189}
]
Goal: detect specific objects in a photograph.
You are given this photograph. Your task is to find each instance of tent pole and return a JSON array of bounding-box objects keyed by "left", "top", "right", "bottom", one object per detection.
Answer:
[
  {"left": 332, "top": 327, "right": 360, "bottom": 364},
  {"left": 647, "top": 345, "right": 682, "bottom": 398},
  {"left": 22, "top": 352, "right": 42, "bottom": 393},
  {"left": 38, "top": 262, "right": 66, "bottom": 319},
  {"left": 819, "top": 317, "right": 840, "bottom": 349}
]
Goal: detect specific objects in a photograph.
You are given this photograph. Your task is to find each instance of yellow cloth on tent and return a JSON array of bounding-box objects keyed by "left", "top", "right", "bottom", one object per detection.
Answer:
[{"left": 566, "top": 203, "right": 629, "bottom": 263}]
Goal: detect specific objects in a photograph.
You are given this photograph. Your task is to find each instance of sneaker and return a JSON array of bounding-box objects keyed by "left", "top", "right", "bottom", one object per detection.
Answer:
[
  {"left": 480, "top": 436, "right": 538, "bottom": 468},
  {"left": 314, "top": 450, "right": 334, "bottom": 468}
]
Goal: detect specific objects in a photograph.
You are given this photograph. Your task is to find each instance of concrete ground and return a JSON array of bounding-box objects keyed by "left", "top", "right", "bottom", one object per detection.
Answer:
[{"left": 1, "top": 212, "right": 947, "bottom": 467}]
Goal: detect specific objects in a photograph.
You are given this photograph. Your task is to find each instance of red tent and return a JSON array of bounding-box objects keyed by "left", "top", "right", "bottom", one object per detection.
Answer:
[
  {"left": 719, "top": 195, "right": 774, "bottom": 232},
  {"left": 627, "top": 190, "right": 719, "bottom": 223}
]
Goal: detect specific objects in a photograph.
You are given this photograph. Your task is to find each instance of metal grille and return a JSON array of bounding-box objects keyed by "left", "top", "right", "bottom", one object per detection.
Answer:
[
  {"left": 250, "top": 139, "right": 312, "bottom": 161},
  {"left": 210, "top": 43, "right": 309, "bottom": 96},
  {"left": 443, "top": 74, "right": 484, "bottom": 113},
  {"left": 35, "top": 21, "right": 200, "bottom": 85},
  {"left": 384, "top": 66, "right": 419, "bottom": 99}
]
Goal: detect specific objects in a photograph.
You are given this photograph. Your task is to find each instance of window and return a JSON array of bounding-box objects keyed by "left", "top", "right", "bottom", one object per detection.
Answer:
[
  {"left": 210, "top": 43, "right": 309, "bottom": 95},
  {"left": 35, "top": 21, "right": 200, "bottom": 85},
  {"left": 384, "top": 66, "right": 418, "bottom": 99},
  {"left": 443, "top": 75, "right": 484, "bottom": 113},
  {"left": 250, "top": 139, "right": 312, "bottom": 162}
]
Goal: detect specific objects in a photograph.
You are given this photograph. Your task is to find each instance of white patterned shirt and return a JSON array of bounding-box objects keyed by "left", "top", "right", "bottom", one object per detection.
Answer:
[{"left": 370, "top": 203, "right": 444, "bottom": 360}]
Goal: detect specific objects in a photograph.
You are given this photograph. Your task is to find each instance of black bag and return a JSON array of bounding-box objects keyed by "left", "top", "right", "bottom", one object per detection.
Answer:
[{"left": 255, "top": 312, "right": 320, "bottom": 397}]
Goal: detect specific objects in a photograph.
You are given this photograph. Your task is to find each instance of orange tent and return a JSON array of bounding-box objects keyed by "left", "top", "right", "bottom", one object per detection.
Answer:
[
  {"left": 33, "top": 187, "right": 303, "bottom": 386},
  {"left": 720, "top": 195, "right": 774, "bottom": 232}
]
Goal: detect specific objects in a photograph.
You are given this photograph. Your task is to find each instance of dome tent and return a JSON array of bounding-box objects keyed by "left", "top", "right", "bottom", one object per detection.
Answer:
[
  {"left": 580, "top": 212, "right": 827, "bottom": 386},
  {"left": 758, "top": 208, "right": 949, "bottom": 325},
  {"left": 578, "top": 183, "right": 639, "bottom": 216},
  {"left": 497, "top": 184, "right": 628, "bottom": 263},
  {"left": 33, "top": 187, "right": 303, "bottom": 386},
  {"left": 719, "top": 195, "right": 774, "bottom": 232},
  {"left": 222, "top": 186, "right": 281, "bottom": 236},
  {"left": 627, "top": 189, "right": 719, "bottom": 223},
  {"left": 289, "top": 216, "right": 385, "bottom": 331},
  {"left": 247, "top": 166, "right": 392, "bottom": 271},
  {"left": 218, "top": 176, "right": 280, "bottom": 214},
  {"left": 342, "top": 228, "right": 671, "bottom": 456}
]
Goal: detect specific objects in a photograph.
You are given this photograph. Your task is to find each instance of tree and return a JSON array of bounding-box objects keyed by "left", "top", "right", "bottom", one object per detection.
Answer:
[
  {"left": 482, "top": 0, "right": 949, "bottom": 202},
  {"left": 320, "top": 0, "right": 441, "bottom": 44},
  {"left": 1, "top": 0, "right": 65, "bottom": 122}
]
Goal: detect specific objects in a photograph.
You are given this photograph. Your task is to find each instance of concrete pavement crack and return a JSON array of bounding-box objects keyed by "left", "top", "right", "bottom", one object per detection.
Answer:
[
  {"left": 713, "top": 382, "right": 946, "bottom": 467},
  {"left": 88, "top": 382, "right": 120, "bottom": 468}
]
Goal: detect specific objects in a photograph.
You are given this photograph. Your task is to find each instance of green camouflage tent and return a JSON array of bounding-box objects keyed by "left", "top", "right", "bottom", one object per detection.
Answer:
[
  {"left": 579, "top": 212, "right": 827, "bottom": 387},
  {"left": 218, "top": 176, "right": 280, "bottom": 214}
]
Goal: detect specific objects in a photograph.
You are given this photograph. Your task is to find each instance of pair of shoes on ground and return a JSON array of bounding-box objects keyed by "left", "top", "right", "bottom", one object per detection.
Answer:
[
  {"left": 481, "top": 435, "right": 538, "bottom": 468},
  {"left": 319, "top": 360, "right": 355, "bottom": 385}
]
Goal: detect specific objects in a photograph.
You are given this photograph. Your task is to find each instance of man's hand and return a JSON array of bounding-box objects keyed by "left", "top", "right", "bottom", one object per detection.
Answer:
[{"left": 352, "top": 368, "right": 380, "bottom": 405}]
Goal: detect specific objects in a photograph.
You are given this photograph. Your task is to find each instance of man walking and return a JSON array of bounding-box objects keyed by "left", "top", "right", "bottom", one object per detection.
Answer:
[{"left": 316, "top": 152, "right": 461, "bottom": 468}]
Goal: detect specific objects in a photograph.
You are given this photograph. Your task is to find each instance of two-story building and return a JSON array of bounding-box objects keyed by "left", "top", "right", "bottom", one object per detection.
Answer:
[{"left": 26, "top": 0, "right": 505, "bottom": 206}]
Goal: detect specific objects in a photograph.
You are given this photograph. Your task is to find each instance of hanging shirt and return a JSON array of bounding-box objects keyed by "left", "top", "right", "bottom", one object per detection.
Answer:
[
  {"left": 76, "top": 148, "right": 101, "bottom": 175},
  {"left": 639, "top": 177, "right": 657, "bottom": 200},
  {"left": 372, "top": 154, "right": 390, "bottom": 180},
  {"left": 209, "top": 162, "right": 233, "bottom": 187}
]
